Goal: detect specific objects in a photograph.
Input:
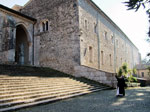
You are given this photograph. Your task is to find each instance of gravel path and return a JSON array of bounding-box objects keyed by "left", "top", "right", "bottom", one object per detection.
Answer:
[{"left": 15, "top": 87, "right": 150, "bottom": 112}]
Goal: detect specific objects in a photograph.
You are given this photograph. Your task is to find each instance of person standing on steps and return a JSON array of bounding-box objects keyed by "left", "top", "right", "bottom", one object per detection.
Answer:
[{"left": 115, "top": 75, "right": 126, "bottom": 97}]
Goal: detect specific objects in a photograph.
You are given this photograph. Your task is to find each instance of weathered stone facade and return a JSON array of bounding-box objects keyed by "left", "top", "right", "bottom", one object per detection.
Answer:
[
  {"left": 21, "top": 0, "right": 80, "bottom": 75},
  {"left": 0, "top": 5, "right": 35, "bottom": 64},
  {"left": 0, "top": 0, "right": 141, "bottom": 87}
]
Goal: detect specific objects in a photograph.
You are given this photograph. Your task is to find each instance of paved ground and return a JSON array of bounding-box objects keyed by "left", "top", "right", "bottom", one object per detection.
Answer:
[{"left": 16, "top": 87, "right": 150, "bottom": 112}]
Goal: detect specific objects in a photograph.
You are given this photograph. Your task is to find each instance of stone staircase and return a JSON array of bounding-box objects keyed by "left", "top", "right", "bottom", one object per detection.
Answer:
[{"left": 0, "top": 64, "right": 110, "bottom": 112}]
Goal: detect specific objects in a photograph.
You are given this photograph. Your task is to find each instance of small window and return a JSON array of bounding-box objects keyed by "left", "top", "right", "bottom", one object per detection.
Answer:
[
  {"left": 89, "top": 46, "right": 93, "bottom": 63},
  {"left": 46, "top": 21, "right": 49, "bottom": 31},
  {"left": 109, "top": 54, "right": 112, "bottom": 66},
  {"left": 84, "top": 48, "right": 87, "bottom": 56},
  {"left": 142, "top": 72, "right": 144, "bottom": 77},
  {"left": 42, "top": 22, "right": 45, "bottom": 32},
  {"left": 116, "top": 39, "right": 119, "bottom": 48},
  {"left": 40, "top": 20, "right": 49, "bottom": 32},
  {"left": 94, "top": 23, "right": 97, "bottom": 33},
  {"left": 104, "top": 31, "right": 107, "bottom": 40},
  {"left": 101, "top": 51, "right": 104, "bottom": 65},
  {"left": 111, "top": 35, "right": 114, "bottom": 44},
  {"left": 85, "top": 19, "right": 88, "bottom": 30}
]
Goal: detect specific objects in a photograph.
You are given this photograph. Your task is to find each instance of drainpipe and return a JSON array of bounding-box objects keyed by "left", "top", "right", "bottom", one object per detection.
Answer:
[
  {"left": 32, "top": 23, "right": 35, "bottom": 65},
  {"left": 96, "top": 12, "right": 100, "bottom": 69},
  {"left": 114, "top": 33, "right": 116, "bottom": 73}
]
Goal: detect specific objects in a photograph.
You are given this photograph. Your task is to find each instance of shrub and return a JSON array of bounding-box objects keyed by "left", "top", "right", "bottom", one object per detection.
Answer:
[
  {"left": 127, "top": 75, "right": 137, "bottom": 82},
  {"left": 118, "top": 67, "right": 123, "bottom": 77},
  {"left": 122, "top": 63, "right": 128, "bottom": 75}
]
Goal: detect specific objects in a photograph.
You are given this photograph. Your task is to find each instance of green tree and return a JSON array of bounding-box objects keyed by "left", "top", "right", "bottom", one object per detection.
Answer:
[
  {"left": 132, "top": 68, "right": 137, "bottom": 75},
  {"left": 117, "top": 63, "right": 128, "bottom": 77},
  {"left": 117, "top": 63, "right": 137, "bottom": 82},
  {"left": 118, "top": 67, "right": 123, "bottom": 77},
  {"left": 122, "top": 63, "right": 128, "bottom": 76}
]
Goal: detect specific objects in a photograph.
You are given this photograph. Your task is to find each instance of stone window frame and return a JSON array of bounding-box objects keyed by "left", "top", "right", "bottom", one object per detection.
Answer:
[
  {"left": 89, "top": 46, "right": 93, "bottom": 63},
  {"left": 101, "top": 51, "right": 104, "bottom": 65},
  {"left": 40, "top": 19, "right": 49, "bottom": 32},
  {"left": 116, "top": 39, "right": 119, "bottom": 48},
  {"left": 104, "top": 31, "right": 108, "bottom": 40},
  {"left": 110, "top": 34, "right": 114, "bottom": 44},
  {"left": 84, "top": 19, "right": 88, "bottom": 30},
  {"left": 109, "top": 54, "right": 112, "bottom": 66},
  {"left": 141, "top": 72, "right": 144, "bottom": 77},
  {"left": 94, "top": 22, "right": 97, "bottom": 34}
]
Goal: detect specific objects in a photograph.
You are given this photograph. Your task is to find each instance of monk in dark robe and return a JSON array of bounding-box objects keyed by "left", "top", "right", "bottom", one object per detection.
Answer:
[{"left": 115, "top": 75, "right": 126, "bottom": 96}]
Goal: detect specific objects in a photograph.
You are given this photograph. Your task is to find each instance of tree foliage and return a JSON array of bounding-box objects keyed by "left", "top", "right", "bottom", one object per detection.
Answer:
[
  {"left": 117, "top": 63, "right": 128, "bottom": 77},
  {"left": 117, "top": 63, "right": 137, "bottom": 82},
  {"left": 132, "top": 68, "right": 137, "bottom": 75}
]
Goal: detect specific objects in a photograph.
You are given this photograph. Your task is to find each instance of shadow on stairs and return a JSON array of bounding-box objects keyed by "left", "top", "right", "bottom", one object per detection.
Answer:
[{"left": 0, "top": 64, "right": 111, "bottom": 112}]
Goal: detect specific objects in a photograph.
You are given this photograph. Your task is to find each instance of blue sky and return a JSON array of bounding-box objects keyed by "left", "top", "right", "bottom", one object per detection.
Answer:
[{"left": 0, "top": 0, "right": 149, "bottom": 59}]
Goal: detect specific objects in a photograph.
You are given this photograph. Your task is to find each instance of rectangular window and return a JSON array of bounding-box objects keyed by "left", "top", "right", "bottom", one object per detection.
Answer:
[
  {"left": 46, "top": 21, "right": 49, "bottom": 31},
  {"left": 89, "top": 46, "right": 93, "bottom": 63},
  {"left": 110, "top": 54, "right": 112, "bottom": 66},
  {"left": 111, "top": 35, "right": 114, "bottom": 44},
  {"left": 94, "top": 23, "right": 97, "bottom": 33},
  {"left": 142, "top": 72, "right": 144, "bottom": 77},
  {"left": 85, "top": 19, "right": 88, "bottom": 30},
  {"left": 104, "top": 31, "right": 107, "bottom": 40},
  {"left": 101, "top": 51, "right": 104, "bottom": 65},
  {"left": 42, "top": 22, "right": 45, "bottom": 32}
]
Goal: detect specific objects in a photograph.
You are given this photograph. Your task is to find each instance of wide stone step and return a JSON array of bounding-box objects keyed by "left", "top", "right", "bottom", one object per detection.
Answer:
[
  {"left": 0, "top": 86, "right": 100, "bottom": 105},
  {"left": 0, "top": 81, "right": 91, "bottom": 92},
  {"left": 0, "top": 81, "right": 84, "bottom": 87},
  {"left": 0, "top": 87, "right": 104, "bottom": 110},
  {"left": 0, "top": 84, "right": 96, "bottom": 99},
  {"left": 0, "top": 87, "right": 102, "bottom": 108},
  {"left": 0, "top": 65, "right": 111, "bottom": 112},
  {"left": 0, "top": 84, "right": 103, "bottom": 97},
  {"left": 0, "top": 87, "right": 106, "bottom": 112}
]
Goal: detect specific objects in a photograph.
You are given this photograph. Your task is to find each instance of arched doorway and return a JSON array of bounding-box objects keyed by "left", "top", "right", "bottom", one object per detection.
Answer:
[{"left": 15, "top": 25, "right": 29, "bottom": 65}]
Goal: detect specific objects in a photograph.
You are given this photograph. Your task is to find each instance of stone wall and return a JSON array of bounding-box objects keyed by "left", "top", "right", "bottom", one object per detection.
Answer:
[
  {"left": 78, "top": 0, "right": 140, "bottom": 72},
  {"left": 0, "top": 8, "right": 34, "bottom": 64},
  {"left": 21, "top": 0, "right": 80, "bottom": 74},
  {"left": 74, "top": 65, "right": 117, "bottom": 87},
  {"left": 21, "top": 0, "right": 140, "bottom": 87},
  {"left": 74, "top": 0, "right": 141, "bottom": 86},
  {"left": 137, "top": 69, "right": 150, "bottom": 79}
]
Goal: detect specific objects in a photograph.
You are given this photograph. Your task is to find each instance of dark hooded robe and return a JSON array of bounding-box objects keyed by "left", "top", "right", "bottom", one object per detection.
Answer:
[{"left": 116, "top": 75, "right": 126, "bottom": 96}]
